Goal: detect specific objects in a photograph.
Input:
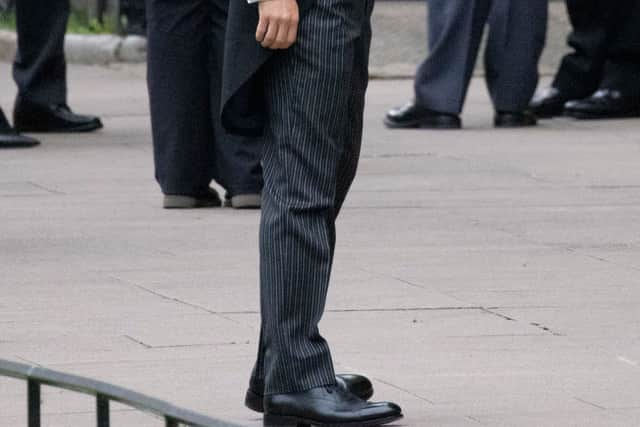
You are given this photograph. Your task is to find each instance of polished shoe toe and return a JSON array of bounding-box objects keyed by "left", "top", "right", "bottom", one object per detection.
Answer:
[
  {"left": 385, "top": 101, "right": 461, "bottom": 129},
  {"left": 0, "top": 109, "right": 40, "bottom": 148},
  {"left": 263, "top": 385, "right": 402, "bottom": 426},
  {"left": 14, "top": 98, "right": 103, "bottom": 133},
  {"left": 563, "top": 89, "right": 640, "bottom": 119}
]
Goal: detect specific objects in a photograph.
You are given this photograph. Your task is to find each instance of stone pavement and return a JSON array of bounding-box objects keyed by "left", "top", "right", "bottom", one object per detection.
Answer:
[{"left": 1, "top": 62, "right": 640, "bottom": 427}]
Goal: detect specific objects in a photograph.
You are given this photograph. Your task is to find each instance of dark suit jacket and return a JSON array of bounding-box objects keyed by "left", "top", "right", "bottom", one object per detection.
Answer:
[{"left": 221, "top": 0, "right": 312, "bottom": 136}]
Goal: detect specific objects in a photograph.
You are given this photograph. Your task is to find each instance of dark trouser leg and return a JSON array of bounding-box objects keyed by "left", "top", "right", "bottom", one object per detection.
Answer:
[
  {"left": 484, "top": 0, "right": 548, "bottom": 112},
  {"left": 213, "top": 133, "right": 263, "bottom": 197},
  {"left": 13, "top": 0, "right": 69, "bottom": 105},
  {"left": 414, "top": 0, "right": 491, "bottom": 114},
  {"left": 253, "top": 0, "right": 374, "bottom": 395},
  {"left": 146, "top": 0, "right": 215, "bottom": 196},
  {"left": 600, "top": 0, "right": 640, "bottom": 95},
  {"left": 552, "top": 0, "right": 625, "bottom": 98},
  {"left": 208, "top": 0, "right": 263, "bottom": 196},
  {"left": 334, "top": 2, "right": 374, "bottom": 217},
  {"left": 147, "top": 0, "right": 263, "bottom": 196}
]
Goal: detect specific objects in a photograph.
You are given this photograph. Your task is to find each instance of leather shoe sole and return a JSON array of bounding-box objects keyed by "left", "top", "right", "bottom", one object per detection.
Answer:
[
  {"left": 224, "top": 193, "right": 262, "bottom": 209},
  {"left": 163, "top": 188, "right": 222, "bottom": 209},
  {"left": 16, "top": 120, "right": 103, "bottom": 133},
  {"left": 532, "top": 104, "right": 565, "bottom": 119},
  {"left": 564, "top": 109, "right": 640, "bottom": 120},
  {"left": 0, "top": 134, "right": 40, "bottom": 148},
  {"left": 384, "top": 114, "right": 461, "bottom": 129},
  {"left": 263, "top": 413, "right": 403, "bottom": 427}
]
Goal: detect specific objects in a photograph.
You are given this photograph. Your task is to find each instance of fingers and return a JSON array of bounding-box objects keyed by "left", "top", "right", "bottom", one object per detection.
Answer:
[
  {"left": 272, "top": 22, "right": 290, "bottom": 49},
  {"left": 256, "top": 1, "right": 300, "bottom": 50},
  {"left": 256, "top": 16, "right": 268, "bottom": 43},
  {"left": 261, "top": 20, "right": 280, "bottom": 49}
]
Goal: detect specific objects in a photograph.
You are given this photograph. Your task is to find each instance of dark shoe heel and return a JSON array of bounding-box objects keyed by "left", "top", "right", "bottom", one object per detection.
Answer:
[
  {"left": 263, "top": 413, "right": 308, "bottom": 426},
  {"left": 245, "top": 388, "right": 264, "bottom": 413}
]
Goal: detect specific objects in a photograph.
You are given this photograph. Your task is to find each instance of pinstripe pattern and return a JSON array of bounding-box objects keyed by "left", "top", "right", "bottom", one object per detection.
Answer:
[{"left": 250, "top": 0, "right": 375, "bottom": 395}]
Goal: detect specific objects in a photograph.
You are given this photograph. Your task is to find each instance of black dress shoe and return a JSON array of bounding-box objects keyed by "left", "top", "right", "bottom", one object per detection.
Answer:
[
  {"left": 14, "top": 97, "right": 103, "bottom": 133},
  {"left": 263, "top": 384, "right": 402, "bottom": 427},
  {"left": 246, "top": 374, "right": 374, "bottom": 413},
  {"left": 0, "top": 109, "right": 40, "bottom": 148},
  {"left": 494, "top": 110, "right": 537, "bottom": 128},
  {"left": 564, "top": 89, "right": 640, "bottom": 119},
  {"left": 529, "top": 87, "right": 573, "bottom": 118},
  {"left": 385, "top": 101, "right": 461, "bottom": 129}
]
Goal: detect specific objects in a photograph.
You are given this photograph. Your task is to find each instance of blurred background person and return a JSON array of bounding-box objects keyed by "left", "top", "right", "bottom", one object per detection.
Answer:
[
  {"left": 146, "top": 0, "right": 263, "bottom": 209},
  {"left": 1, "top": 0, "right": 103, "bottom": 149},
  {"left": 530, "top": 0, "right": 640, "bottom": 120},
  {"left": 385, "top": 0, "right": 547, "bottom": 129}
]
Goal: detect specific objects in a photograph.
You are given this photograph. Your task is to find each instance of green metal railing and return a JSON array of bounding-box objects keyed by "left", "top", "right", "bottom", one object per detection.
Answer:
[{"left": 0, "top": 359, "right": 241, "bottom": 427}]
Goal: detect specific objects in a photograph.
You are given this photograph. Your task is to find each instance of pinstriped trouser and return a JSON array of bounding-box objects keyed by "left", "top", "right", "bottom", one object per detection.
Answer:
[{"left": 250, "top": 0, "right": 375, "bottom": 395}]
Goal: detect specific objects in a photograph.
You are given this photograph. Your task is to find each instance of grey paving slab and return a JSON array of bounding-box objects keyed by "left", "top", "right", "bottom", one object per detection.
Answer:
[{"left": 1, "top": 62, "right": 640, "bottom": 426}]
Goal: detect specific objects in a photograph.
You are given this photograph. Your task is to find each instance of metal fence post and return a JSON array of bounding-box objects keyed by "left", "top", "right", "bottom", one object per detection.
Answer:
[
  {"left": 97, "top": 394, "right": 110, "bottom": 427},
  {"left": 27, "top": 380, "right": 41, "bottom": 427}
]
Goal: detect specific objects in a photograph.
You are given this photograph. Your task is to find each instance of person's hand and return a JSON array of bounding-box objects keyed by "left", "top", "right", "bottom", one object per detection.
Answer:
[{"left": 256, "top": 0, "right": 299, "bottom": 50}]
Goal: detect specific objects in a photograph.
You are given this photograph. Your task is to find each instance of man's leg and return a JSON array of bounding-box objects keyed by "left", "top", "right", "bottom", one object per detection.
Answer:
[
  {"left": 600, "top": 0, "right": 640, "bottom": 96},
  {"left": 552, "top": 0, "right": 616, "bottom": 98},
  {"left": 530, "top": 0, "right": 625, "bottom": 117},
  {"left": 249, "top": 2, "right": 402, "bottom": 424},
  {"left": 13, "top": 0, "right": 69, "bottom": 105},
  {"left": 209, "top": 0, "right": 263, "bottom": 208},
  {"left": 484, "top": 0, "right": 547, "bottom": 125},
  {"left": 0, "top": 107, "right": 40, "bottom": 148},
  {"left": 146, "top": 0, "right": 220, "bottom": 202},
  {"left": 334, "top": 1, "right": 374, "bottom": 217},
  {"left": 12, "top": 0, "right": 102, "bottom": 132},
  {"left": 384, "top": 0, "right": 490, "bottom": 129},
  {"left": 564, "top": 0, "right": 640, "bottom": 118},
  {"left": 414, "top": 0, "right": 492, "bottom": 114},
  {"left": 255, "top": 0, "right": 373, "bottom": 395}
]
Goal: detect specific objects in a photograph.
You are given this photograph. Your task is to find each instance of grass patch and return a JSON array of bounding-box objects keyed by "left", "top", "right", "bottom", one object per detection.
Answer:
[
  {"left": 0, "top": 10, "right": 15, "bottom": 31},
  {"left": 0, "top": 8, "right": 119, "bottom": 34}
]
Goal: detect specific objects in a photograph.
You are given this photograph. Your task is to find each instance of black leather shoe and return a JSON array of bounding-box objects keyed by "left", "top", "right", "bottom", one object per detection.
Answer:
[
  {"left": 0, "top": 109, "right": 40, "bottom": 148},
  {"left": 564, "top": 89, "right": 640, "bottom": 119},
  {"left": 263, "top": 384, "right": 402, "bottom": 427},
  {"left": 14, "top": 97, "right": 103, "bottom": 133},
  {"left": 494, "top": 110, "right": 537, "bottom": 128},
  {"left": 529, "top": 87, "right": 573, "bottom": 118},
  {"left": 385, "top": 101, "right": 461, "bottom": 129},
  {"left": 246, "top": 374, "right": 374, "bottom": 413}
]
